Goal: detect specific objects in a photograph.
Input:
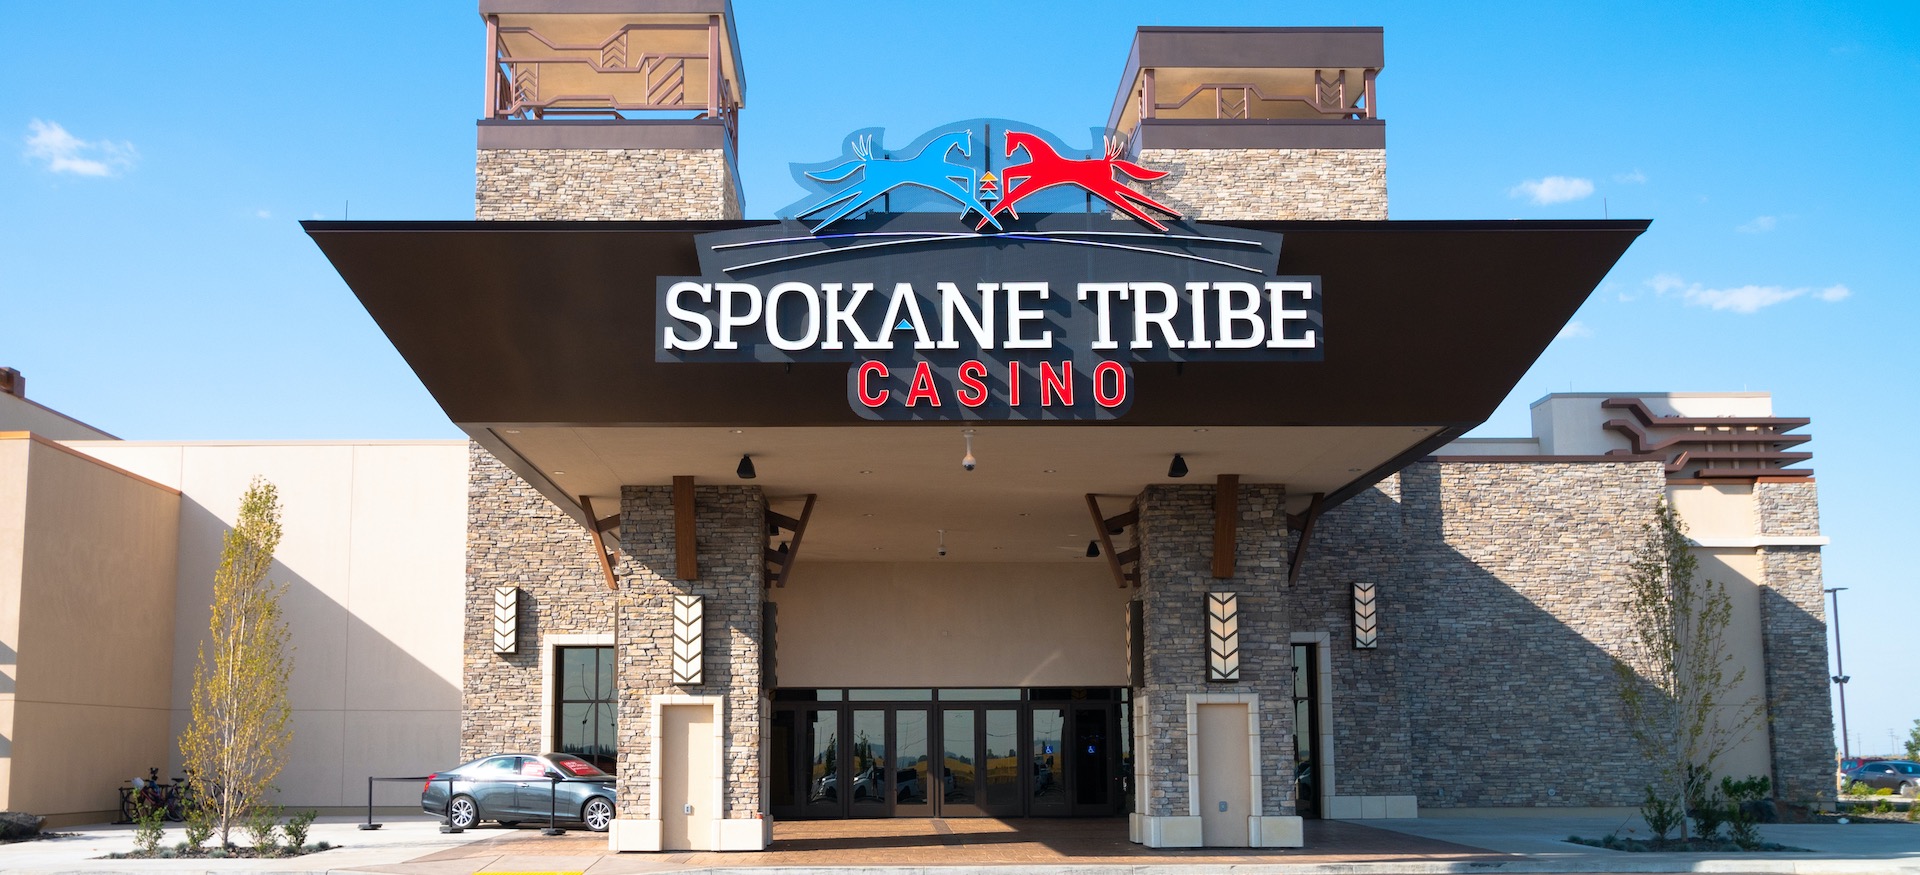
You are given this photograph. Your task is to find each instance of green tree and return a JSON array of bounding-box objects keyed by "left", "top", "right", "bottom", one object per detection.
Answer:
[
  {"left": 1613, "top": 500, "right": 1762, "bottom": 841},
  {"left": 179, "top": 478, "right": 292, "bottom": 846},
  {"left": 1905, "top": 719, "right": 1919, "bottom": 761}
]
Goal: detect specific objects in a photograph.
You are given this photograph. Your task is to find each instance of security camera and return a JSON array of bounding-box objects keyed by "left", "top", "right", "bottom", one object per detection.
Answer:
[
  {"left": 961, "top": 456, "right": 977, "bottom": 471},
  {"left": 937, "top": 546, "right": 948, "bottom": 557}
]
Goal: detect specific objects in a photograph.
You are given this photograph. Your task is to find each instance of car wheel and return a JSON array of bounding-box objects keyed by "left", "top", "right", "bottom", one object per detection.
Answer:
[
  {"left": 582, "top": 797, "right": 614, "bottom": 833},
  {"left": 446, "top": 795, "right": 478, "bottom": 829}
]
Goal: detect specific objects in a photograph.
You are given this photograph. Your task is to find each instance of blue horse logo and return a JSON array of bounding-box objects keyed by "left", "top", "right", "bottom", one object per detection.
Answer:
[{"left": 786, "top": 130, "right": 1003, "bottom": 232}]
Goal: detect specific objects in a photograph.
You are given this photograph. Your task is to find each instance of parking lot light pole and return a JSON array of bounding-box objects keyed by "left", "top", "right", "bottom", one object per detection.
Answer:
[{"left": 1826, "top": 587, "right": 1851, "bottom": 765}]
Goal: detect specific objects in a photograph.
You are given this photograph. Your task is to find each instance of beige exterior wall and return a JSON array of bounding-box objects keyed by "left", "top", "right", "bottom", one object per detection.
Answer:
[
  {"left": 1528, "top": 392, "right": 1777, "bottom": 456},
  {"left": 770, "top": 561, "right": 1131, "bottom": 688},
  {"left": 0, "top": 393, "right": 114, "bottom": 440},
  {"left": 1138, "top": 147, "right": 1386, "bottom": 220},
  {"left": 70, "top": 441, "right": 469, "bottom": 809},
  {"left": 475, "top": 148, "right": 742, "bottom": 220},
  {"left": 0, "top": 436, "right": 179, "bottom": 822}
]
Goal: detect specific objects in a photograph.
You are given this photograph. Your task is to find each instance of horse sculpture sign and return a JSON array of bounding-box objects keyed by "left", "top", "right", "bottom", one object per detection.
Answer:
[{"left": 653, "top": 120, "right": 1324, "bottom": 422}]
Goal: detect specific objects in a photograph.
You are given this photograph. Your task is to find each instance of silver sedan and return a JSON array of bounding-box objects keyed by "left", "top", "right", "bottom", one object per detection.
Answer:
[{"left": 421, "top": 753, "right": 616, "bottom": 832}]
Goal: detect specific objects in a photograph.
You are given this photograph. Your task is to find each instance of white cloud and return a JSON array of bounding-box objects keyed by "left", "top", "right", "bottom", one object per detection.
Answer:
[
  {"left": 1737, "top": 215, "right": 1778, "bottom": 233},
  {"left": 255, "top": 209, "right": 273, "bottom": 219},
  {"left": 22, "top": 119, "right": 137, "bottom": 177},
  {"left": 1614, "top": 169, "right": 1647, "bottom": 184},
  {"left": 1509, "top": 175, "right": 1595, "bottom": 205},
  {"left": 1646, "top": 274, "right": 1853, "bottom": 314},
  {"left": 1556, "top": 320, "right": 1594, "bottom": 340}
]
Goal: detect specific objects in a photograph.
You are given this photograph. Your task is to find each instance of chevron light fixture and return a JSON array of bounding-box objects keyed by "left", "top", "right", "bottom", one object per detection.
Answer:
[
  {"left": 1206, "top": 592, "right": 1240, "bottom": 682},
  {"left": 492, "top": 586, "right": 519, "bottom": 654},
  {"left": 672, "top": 595, "right": 705, "bottom": 685},
  {"left": 1353, "top": 582, "right": 1378, "bottom": 649}
]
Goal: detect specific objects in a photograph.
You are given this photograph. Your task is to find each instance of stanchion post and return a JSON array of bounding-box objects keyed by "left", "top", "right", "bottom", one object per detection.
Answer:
[
  {"left": 541, "top": 773, "right": 565, "bottom": 836},
  {"left": 440, "top": 775, "right": 464, "bottom": 834},
  {"left": 358, "top": 775, "right": 382, "bottom": 830}
]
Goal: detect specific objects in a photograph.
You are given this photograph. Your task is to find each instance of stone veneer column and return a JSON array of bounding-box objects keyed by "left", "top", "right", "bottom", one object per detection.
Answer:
[
  {"left": 462, "top": 443, "right": 614, "bottom": 759},
  {"left": 609, "top": 484, "right": 767, "bottom": 852},
  {"left": 1753, "top": 479, "right": 1832, "bottom": 807},
  {"left": 1131, "top": 483, "right": 1299, "bottom": 848},
  {"left": 1137, "top": 148, "right": 1386, "bottom": 220},
  {"left": 476, "top": 148, "right": 742, "bottom": 220}
]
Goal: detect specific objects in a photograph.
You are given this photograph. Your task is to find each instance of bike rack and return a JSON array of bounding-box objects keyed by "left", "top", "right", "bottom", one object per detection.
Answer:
[{"left": 357, "top": 775, "right": 436, "bottom": 831}]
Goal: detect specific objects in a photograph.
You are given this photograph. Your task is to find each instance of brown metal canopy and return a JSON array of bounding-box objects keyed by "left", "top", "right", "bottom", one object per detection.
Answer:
[{"left": 304, "top": 218, "right": 1644, "bottom": 562}]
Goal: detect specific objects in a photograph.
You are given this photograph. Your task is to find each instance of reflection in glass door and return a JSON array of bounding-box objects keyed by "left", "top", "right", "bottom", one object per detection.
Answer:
[
  {"left": 849, "top": 710, "right": 888, "bottom": 817},
  {"left": 1030, "top": 708, "right": 1068, "bottom": 815},
  {"left": 941, "top": 709, "right": 978, "bottom": 813},
  {"left": 1072, "top": 706, "right": 1113, "bottom": 812},
  {"left": 981, "top": 709, "right": 1022, "bottom": 816},
  {"left": 803, "top": 709, "right": 840, "bottom": 818},
  {"left": 895, "top": 709, "right": 932, "bottom": 815}
]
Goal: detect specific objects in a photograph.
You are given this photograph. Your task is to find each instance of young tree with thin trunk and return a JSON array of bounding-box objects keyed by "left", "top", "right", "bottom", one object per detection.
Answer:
[
  {"left": 179, "top": 478, "right": 292, "bottom": 846},
  {"left": 1613, "top": 499, "right": 1761, "bottom": 842}
]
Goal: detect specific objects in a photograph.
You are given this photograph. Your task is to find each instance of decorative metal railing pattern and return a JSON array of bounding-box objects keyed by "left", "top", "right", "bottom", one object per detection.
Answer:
[{"left": 483, "top": 17, "right": 740, "bottom": 150}]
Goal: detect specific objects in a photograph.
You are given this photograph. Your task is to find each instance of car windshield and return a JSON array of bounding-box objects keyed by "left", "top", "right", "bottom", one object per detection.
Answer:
[{"left": 549, "top": 754, "right": 609, "bottom": 777}]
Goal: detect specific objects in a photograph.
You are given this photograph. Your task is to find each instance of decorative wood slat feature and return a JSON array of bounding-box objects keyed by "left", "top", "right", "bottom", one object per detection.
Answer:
[
  {"left": 580, "top": 495, "right": 619, "bottom": 591},
  {"left": 1288, "top": 492, "right": 1325, "bottom": 587},
  {"left": 1087, "top": 494, "right": 1128, "bottom": 589},
  {"left": 1115, "top": 547, "right": 1140, "bottom": 566},
  {"left": 764, "top": 494, "right": 816, "bottom": 588},
  {"left": 593, "top": 513, "right": 619, "bottom": 533},
  {"left": 673, "top": 476, "right": 698, "bottom": 581},
  {"left": 1206, "top": 592, "right": 1240, "bottom": 682},
  {"left": 1105, "top": 509, "right": 1138, "bottom": 533},
  {"left": 1600, "top": 397, "right": 1813, "bottom": 482},
  {"left": 1213, "top": 474, "right": 1239, "bottom": 579}
]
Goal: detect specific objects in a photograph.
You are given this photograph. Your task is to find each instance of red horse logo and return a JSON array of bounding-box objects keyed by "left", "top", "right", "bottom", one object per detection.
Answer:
[{"left": 981, "top": 131, "right": 1182, "bottom": 230}]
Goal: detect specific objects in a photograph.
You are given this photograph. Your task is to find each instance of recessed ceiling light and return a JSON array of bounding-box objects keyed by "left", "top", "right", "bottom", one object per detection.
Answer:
[
  {"left": 504, "top": 429, "right": 521, "bottom": 434},
  {"left": 872, "top": 546, "right": 883, "bottom": 551},
  {"left": 1348, "top": 467, "right": 1362, "bottom": 473},
  {"left": 861, "top": 513, "right": 874, "bottom": 517},
  {"left": 859, "top": 469, "right": 874, "bottom": 474},
  {"left": 1017, "top": 512, "right": 1029, "bottom": 517},
  {"left": 552, "top": 470, "right": 566, "bottom": 475},
  {"left": 1042, "top": 468, "right": 1057, "bottom": 473},
  {"left": 1192, "top": 427, "right": 1210, "bottom": 433},
  {"left": 729, "top": 429, "right": 743, "bottom": 434}
]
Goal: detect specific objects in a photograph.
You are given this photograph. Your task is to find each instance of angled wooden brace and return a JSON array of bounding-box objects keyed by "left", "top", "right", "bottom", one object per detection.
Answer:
[
  {"left": 764, "top": 494, "right": 816, "bottom": 588},
  {"left": 1286, "top": 492, "right": 1325, "bottom": 587},
  {"left": 1086, "top": 494, "right": 1140, "bottom": 588},
  {"left": 579, "top": 495, "right": 620, "bottom": 591}
]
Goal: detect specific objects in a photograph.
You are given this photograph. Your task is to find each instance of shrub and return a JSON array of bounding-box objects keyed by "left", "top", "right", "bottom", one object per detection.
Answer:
[
  {"left": 132, "top": 799, "right": 166, "bottom": 855},
  {"left": 183, "top": 798, "right": 214, "bottom": 850},
  {"left": 1687, "top": 766, "right": 1727, "bottom": 840},
  {"left": 1721, "top": 775, "right": 1770, "bottom": 850},
  {"left": 1641, "top": 785, "right": 1683, "bottom": 841},
  {"left": 283, "top": 809, "right": 317, "bottom": 851},
  {"left": 244, "top": 806, "right": 281, "bottom": 852}
]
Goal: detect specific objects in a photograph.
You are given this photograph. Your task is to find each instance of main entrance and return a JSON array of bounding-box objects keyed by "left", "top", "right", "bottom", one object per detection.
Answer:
[{"left": 769, "top": 688, "right": 1129, "bottom": 820}]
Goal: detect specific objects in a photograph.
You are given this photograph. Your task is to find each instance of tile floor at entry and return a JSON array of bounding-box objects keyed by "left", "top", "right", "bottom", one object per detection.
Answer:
[{"left": 404, "top": 817, "right": 1507, "bottom": 869}]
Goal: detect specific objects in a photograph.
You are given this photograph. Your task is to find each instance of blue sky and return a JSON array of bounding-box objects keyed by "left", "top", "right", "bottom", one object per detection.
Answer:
[{"left": 4, "top": 3, "right": 1915, "bottom": 755}]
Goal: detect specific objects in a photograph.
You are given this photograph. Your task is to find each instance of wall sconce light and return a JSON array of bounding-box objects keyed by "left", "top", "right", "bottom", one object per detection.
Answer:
[
  {"left": 737, "top": 454, "right": 757, "bottom": 479},
  {"left": 1168, "top": 453, "right": 1189, "bottom": 478},
  {"left": 1086, "top": 540, "right": 1100, "bottom": 558}
]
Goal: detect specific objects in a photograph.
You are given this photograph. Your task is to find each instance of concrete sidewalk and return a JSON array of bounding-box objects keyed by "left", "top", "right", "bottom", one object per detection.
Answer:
[{"left": 0, "top": 814, "right": 1914, "bottom": 875}]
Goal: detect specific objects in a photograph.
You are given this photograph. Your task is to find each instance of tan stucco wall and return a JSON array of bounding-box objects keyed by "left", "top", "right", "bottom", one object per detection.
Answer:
[
  {"left": 71, "top": 441, "right": 469, "bottom": 808},
  {"left": 0, "top": 394, "right": 114, "bottom": 441},
  {"left": 0, "top": 436, "right": 179, "bottom": 820},
  {"left": 770, "top": 561, "right": 1131, "bottom": 688}
]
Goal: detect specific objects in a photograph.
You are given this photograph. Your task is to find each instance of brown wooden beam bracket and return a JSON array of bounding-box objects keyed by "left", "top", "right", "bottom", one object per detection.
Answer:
[
  {"left": 593, "top": 513, "right": 619, "bottom": 534},
  {"left": 1287, "top": 492, "right": 1325, "bottom": 587},
  {"left": 673, "top": 476, "right": 698, "bottom": 581},
  {"left": 765, "top": 494, "right": 816, "bottom": 588},
  {"left": 1213, "top": 474, "right": 1239, "bottom": 579},
  {"left": 1082, "top": 495, "right": 1136, "bottom": 591},
  {"left": 579, "top": 495, "right": 619, "bottom": 591}
]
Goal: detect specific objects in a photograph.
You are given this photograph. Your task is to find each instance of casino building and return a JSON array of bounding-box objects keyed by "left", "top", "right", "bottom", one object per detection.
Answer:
[{"left": 0, "top": 0, "right": 1832, "bottom": 853}]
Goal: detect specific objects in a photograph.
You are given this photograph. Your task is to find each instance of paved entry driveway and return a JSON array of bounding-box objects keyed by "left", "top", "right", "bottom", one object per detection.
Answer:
[{"left": 403, "top": 817, "right": 1507, "bottom": 870}]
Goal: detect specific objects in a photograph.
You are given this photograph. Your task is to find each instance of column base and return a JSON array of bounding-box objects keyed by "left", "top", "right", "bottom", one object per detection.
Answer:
[
  {"left": 1130, "top": 814, "right": 1203, "bottom": 848},
  {"left": 1249, "top": 815, "right": 1304, "bottom": 848},
  {"left": 607, "top": 817, "right": 771, "bottom": 852},
  {"left": 1327, "top": 794, "right": 1419, "bottom": 819}
]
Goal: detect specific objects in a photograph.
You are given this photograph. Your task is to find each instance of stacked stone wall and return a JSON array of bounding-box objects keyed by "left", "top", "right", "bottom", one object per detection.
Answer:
[
  {"left": 1397, "top": 460, "right": 1665, "bottom": 807},
  {"left": 1138, "top": 148, "right": 1386, "bottom": 220},
  {"left": 1753, "top": 480, "right": 1831, "bottom": 805},
  {"left": 614, "top": 485, "right": 765, "bottom": 821},
  {"left": 476, "top": 148, "right": 742, "bottom": 220},
  {"left": 462, "top": 443, "right": 616, "bottom": 760},
  {"left": 1135, "top": 483, "right": 1295, "bottom": 818},
  {"left": 1291, "top": 474, "right": 1413, "bottom": 798}
]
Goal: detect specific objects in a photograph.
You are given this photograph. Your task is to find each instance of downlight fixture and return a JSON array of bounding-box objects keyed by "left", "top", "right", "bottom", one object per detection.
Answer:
[
  {"left": 737, "top": 454, "right": 757, "bottom": 480},
  {"left": 1168, "top": 453, "right": 1189, "bottom": 478}
]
